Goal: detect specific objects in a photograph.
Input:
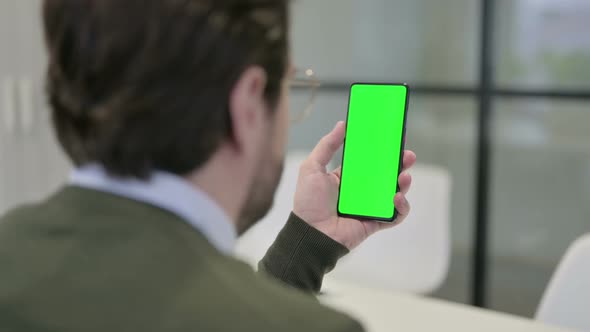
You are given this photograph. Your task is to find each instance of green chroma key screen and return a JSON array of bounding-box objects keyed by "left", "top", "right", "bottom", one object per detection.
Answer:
[{"left": 338, "top": 83, "right": 409, "bottom": 221}]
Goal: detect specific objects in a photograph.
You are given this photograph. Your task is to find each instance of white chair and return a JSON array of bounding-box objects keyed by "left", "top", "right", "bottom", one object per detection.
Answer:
[
  {"left": 536, "top": 234, "right": 590, "bottom": 331},
  {"left": 324, "top": 164, "right": 451, "bottom": 294},
  {"left": 235, "top": 153, "right": 452, "bottom": 295}
]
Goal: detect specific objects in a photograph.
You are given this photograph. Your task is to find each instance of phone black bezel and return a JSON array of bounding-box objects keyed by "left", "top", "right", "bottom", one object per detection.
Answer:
[{"left": 336, "top": 82, "right": 411, "bottom": 223}]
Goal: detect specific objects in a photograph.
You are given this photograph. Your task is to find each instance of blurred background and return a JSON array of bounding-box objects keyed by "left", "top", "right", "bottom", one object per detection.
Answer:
[{"left": 1, "top": 0, "right": 589, "bottom": 319}]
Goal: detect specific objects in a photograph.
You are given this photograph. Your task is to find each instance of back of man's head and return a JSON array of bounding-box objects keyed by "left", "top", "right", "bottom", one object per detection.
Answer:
[{"left": 43, "top": 0, "right": 289, "bottom": 178}]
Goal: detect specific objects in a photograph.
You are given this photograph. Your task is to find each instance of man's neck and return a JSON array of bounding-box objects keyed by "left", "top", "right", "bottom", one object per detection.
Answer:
[{"left": 184, "top": 151, "right": 251, "bottom": 230}]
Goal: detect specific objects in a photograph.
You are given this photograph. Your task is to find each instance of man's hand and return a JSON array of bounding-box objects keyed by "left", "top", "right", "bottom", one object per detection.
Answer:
[{"left": 293, "top": 121, "right": 417, "bottom": 250}]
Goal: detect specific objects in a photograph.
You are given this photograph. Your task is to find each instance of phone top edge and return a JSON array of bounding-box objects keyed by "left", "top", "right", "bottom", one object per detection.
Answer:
[{"left": 350, "top": 82, "right": 410, "bottom": 89}]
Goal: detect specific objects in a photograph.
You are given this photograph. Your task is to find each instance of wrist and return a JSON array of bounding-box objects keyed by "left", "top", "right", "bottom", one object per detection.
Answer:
[{"left": 315, "top": 224, "right": 354, "bottom": 250}]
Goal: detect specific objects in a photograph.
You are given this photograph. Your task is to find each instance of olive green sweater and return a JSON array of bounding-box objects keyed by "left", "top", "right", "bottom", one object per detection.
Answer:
[{"left": 0, "top": 186, "right": 363, "bottom": 331}]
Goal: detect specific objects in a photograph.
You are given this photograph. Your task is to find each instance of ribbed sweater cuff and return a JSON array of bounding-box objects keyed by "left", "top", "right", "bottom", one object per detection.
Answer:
[{"left": 258, "top": 213, "right": 349, "bottom": 293}]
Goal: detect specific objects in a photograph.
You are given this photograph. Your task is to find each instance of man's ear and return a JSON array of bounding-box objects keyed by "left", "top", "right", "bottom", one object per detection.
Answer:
[{"left": 227, "top": 66, "right": 268, "bottom": 151}]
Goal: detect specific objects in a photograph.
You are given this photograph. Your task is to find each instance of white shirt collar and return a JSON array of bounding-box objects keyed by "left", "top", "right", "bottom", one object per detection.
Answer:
[{"left": 69, "top": 164, "right": 236, "bottom": 254}]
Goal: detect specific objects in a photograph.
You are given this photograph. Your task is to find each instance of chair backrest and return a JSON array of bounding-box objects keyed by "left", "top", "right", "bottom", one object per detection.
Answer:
[
  {"left": 325, "top": 164, "right": 451, "bottom": 294},
  {"left": 536, "top": 234, "right": 590, "bottom": 331}
]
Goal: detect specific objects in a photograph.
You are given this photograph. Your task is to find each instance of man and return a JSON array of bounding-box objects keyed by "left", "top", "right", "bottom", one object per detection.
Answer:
[{"left": 0, "top": 0, "right": 416, "bottom": 331}]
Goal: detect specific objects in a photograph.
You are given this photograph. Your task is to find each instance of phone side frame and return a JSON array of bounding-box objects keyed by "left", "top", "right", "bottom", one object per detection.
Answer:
[{"left": 336, "top": 82, "right": 411, "bottom": 223}]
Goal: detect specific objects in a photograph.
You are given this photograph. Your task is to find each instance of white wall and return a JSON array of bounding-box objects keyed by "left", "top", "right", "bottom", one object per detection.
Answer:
[{"left": 0, "top": 0, "right": 70, "bottom": 214}]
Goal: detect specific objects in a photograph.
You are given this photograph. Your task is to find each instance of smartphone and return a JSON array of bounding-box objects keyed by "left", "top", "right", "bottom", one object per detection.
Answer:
[{"left": 337, "top": 83, "right": 410, "bottom": 222}]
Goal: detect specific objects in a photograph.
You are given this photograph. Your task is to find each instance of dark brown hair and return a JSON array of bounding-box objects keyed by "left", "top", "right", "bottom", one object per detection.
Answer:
[{"left": 43, "top": 0, "right": 289, "bottom": 178}]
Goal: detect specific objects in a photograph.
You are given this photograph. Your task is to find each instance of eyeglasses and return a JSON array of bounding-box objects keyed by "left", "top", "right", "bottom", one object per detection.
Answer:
[{"left": 287, "top": 68, "right": 321, "bottom": 124}]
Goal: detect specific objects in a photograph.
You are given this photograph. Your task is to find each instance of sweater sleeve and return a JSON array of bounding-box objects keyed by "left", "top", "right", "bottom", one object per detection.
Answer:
[{"left": 258, "top": 212, "right": 349, "bottom": 294}]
